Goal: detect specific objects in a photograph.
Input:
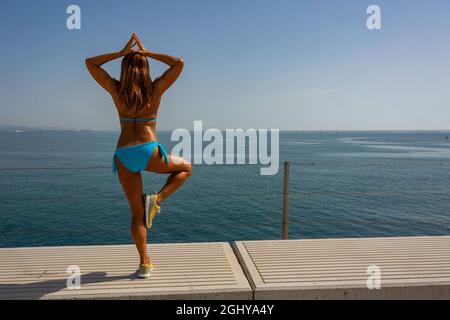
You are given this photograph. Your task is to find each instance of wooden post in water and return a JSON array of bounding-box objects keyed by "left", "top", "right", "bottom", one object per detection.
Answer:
[{"left": 282, "top": 160, "right": 290, "bottom": 240}]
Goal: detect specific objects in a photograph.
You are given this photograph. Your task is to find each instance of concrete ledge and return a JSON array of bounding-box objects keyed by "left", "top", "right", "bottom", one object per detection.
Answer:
[
  {"left": 233, "top": 236, "right": 450, "bottom": 300},
  {"left": 0, "top": 242, "right": 252, "bottom": 300},
  {"left": 3, "top": 236, "right": 450, "bottom": 300}
]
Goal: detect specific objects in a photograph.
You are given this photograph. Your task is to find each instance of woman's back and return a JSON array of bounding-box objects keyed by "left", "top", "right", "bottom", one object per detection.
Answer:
[
  {"left": 85, "top": 34, "right": 184, "bottom": 148},
  {"left": 110, "top": 82, "right": 161, "bottom": 148}
]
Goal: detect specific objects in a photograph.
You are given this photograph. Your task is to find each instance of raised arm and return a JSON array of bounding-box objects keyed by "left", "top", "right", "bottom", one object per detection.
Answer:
[
  {"left": 134, "top": 35, "right": 184, "bottom": 96},
  {"left": 85, "top": 34, "right": 136, "bottom": 93}
]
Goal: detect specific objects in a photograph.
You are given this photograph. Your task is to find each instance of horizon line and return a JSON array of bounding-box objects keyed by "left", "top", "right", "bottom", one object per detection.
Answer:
[{"left": 2, "top": 128, "right": 450, "bottom": 133}]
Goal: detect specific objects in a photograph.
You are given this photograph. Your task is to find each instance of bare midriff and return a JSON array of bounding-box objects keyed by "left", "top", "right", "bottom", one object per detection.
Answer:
[
  {"left": 111, "top": 87, "right": 161, "bottom": 149},
  {"left": 116, "top": 121, "right": 159, "bottom": 148}
]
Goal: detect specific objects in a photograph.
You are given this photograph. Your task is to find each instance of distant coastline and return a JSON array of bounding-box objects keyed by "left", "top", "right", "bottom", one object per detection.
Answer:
[
  {"left": 0, "top": 125, "right": 95, "bottom": 134},
  {"left": 0, "top": 124, "right": 449, "bottom": 134}
]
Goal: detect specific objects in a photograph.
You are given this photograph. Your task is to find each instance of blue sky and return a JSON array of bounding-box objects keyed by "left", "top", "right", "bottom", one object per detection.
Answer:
[{"left": 1, "top": 0, "right": 450, "bottom": 131}]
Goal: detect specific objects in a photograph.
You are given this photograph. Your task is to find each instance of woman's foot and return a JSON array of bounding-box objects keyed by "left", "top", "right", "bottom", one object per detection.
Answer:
[
  {"left": 144, "top": 192, "right": 161, "bottom": 229},
  {"left": 137, "top": 258, "right": 154, "bottom": 278}
]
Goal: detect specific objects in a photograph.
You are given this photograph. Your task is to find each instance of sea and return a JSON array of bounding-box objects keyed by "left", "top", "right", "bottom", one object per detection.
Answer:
[{"left": 0, "top": 130, "right": 449, "bottom": 248}]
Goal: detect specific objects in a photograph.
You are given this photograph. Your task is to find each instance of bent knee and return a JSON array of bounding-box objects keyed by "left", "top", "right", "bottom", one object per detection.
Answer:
[
  {"left": 184, "top": 163, "right": 192, "bottom": 177},
  {"left": 175, "top": 157, "right": 192, "bottom": 176}
]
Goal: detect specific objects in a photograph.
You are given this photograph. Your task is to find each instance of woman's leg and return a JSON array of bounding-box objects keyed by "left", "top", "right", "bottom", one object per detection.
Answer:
[
  {"left": 145, "top": 149, "right": 192, "bottom": 205},
  {"left": 115, "top": 156, "right": 149, "bottom": 265}
]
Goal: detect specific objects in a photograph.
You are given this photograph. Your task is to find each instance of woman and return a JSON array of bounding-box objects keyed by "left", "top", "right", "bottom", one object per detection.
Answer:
[{"left": 86, "top": 33, "right": 192, "bottom": 278}]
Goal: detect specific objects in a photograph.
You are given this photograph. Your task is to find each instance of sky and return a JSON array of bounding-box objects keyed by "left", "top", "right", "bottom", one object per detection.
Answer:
[{"left": 0, "top": 0, "right": 450, "bottom": 131}]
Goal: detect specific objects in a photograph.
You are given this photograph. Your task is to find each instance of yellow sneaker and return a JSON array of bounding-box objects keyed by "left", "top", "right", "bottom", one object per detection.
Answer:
[
  {"left": 137, "top": 259, "right": 154, "bottom": 278},
  {"left": 144, "top": 192, "right": 160, "bottom": 229}
]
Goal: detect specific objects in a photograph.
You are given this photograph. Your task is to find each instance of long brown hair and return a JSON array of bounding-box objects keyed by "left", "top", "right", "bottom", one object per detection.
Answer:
[{"left": 118, "top": 52, "right": 153, "bottom": 114}]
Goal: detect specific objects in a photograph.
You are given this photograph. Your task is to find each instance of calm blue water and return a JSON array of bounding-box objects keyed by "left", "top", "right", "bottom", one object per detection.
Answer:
[{"left": 0, "top": 130, "right": 449, "bottom": 248}]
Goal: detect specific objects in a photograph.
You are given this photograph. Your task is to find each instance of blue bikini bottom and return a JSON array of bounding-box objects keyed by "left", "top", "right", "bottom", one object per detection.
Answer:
[{"left": 112, "top": 141, "right": 169, "bottom": 174}]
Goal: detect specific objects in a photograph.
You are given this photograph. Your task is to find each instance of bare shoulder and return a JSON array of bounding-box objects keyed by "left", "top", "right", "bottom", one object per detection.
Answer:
[
  {"left": 151, "top": 83, "right": 163, "bottom": 102},
  {"left": 108, "top": 79, "right": 120, "bottom": 97},
  {"left": 109, "top": 80, "right": 124, "bottom": 110}
]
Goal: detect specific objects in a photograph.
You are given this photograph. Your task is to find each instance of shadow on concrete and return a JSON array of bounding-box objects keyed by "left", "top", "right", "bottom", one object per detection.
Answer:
[{"left": 0, "top": 271, "right": 140, "bottom": 299}]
